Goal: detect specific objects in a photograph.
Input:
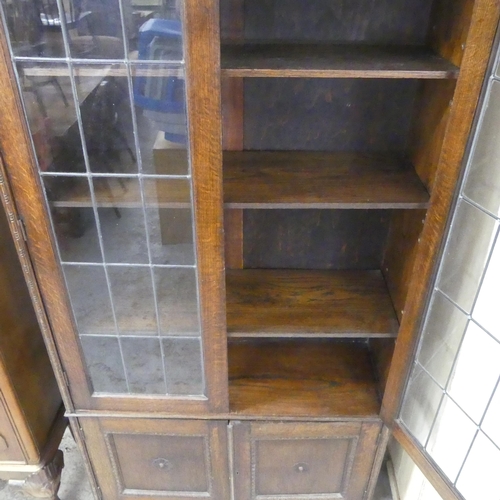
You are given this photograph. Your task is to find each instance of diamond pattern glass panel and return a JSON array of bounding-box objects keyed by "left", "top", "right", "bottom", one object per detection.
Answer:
[
  {"left": 472, "top": 233, "right": 500, "bottom": 342},
  {"left": 436, "top": 199, "right": 497, "bottom": 313},
  {"left": 463, "top": 80, "right": 500, "bottom": 217},
  {"left": 417, "top": 291, "right": 468, "bottom": 388},
  {"left": 447, "top": 321, "right": 500, "bottom": 424},
  {"left": 400, "top": 39, "right": 500, "bottom": 497},
  {"left": 456, "top": 432, "right": 500, "bottom": 500},
  {"left": 400, "top": 364, "right": 444, "bottom": 445},
  {"left": 0, "top": 0, "right": 204, "bottom": 397},
  {"left": 425, "top": 396, "right": 477, "bottom": 482},
  {"left": 481, "top": 381, "right": 500, "bottom": 446}
]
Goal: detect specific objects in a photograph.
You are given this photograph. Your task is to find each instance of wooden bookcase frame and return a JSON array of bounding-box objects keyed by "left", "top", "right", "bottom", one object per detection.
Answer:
[{"left": 0, "top": 0, "right": 499, "bottom": 499}]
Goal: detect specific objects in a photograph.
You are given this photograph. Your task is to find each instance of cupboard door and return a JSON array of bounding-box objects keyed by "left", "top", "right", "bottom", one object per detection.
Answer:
[
  {"left": 0, "top": 396, "right": 24, "bottom": 463},
  {"left": 231, "top": 421, "right": 381, "bottom": 500},
  {"left": 0, "top": 0, "right": 226, "bottom": 413},
  {"left": 78, "top": 418, "right": 229, "bottom": 500}
]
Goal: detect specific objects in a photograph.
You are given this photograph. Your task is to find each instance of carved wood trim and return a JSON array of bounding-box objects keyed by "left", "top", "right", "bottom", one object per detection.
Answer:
[{"left": 0, "top": 155, "right": 74, "bottom": 414}]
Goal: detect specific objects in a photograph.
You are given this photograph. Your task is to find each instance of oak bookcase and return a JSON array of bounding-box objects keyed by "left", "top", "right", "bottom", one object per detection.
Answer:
[{"left": 0, "top": 0, "right": 498, "bottom": 499}]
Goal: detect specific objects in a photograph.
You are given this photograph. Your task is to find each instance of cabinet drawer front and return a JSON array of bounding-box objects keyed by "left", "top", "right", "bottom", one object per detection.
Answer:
[
  {"left": 0, "top": 396, "right": 24, "bottom": 463},
  {"left": 79, "top": 418, "right": 229, "bottom": 500},
  {"left": 232, "top": 421, "right": 381, "bottom": 500},
  {"left": 111, "top": 433, "right": 209, "bottom": 494}
]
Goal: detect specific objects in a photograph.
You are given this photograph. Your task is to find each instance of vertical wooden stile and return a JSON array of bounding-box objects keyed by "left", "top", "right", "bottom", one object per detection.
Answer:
[{"left": 183, "top": 0, "right": 229, "bottom": 411}]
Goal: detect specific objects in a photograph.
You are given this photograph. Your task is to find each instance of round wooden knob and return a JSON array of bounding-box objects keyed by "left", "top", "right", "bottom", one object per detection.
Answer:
[
  {"left": 294, "top": 462, "right": 309, "bottom": 473},
  {"left": 152, "top": 458, "right": 171, "bottom": 471}
]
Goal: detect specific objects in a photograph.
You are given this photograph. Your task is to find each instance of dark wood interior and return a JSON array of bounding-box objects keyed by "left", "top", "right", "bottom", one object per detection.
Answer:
[
  {"left": 228, "top": 339, "right": 380, "bottom": 417},
  {"left": 226, "top": 269, "right": 399, "bottom": 338},
  {"left": 220, "top": 0, "right": 473, "bottom": 417}
]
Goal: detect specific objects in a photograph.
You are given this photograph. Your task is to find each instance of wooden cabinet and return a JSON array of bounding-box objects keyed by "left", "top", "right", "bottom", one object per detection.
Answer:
[
  {"left": 0, "top": 0, "right": 499, "bottom": 499},
  {"left": 78, "top": 418, "right": 230, "bottom": 500},
  {"left": 0, "top": 184, "right": 66, "bottom": 496},
  {"left": 231, "top": 421, "right": 381, "bottom": 500}
]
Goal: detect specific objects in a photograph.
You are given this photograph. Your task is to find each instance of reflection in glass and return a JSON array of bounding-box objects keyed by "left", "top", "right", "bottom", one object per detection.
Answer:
[
  {"left": 122, "top": 337, "right": 166, "bottom": 394},
  {"left": 17, "top": 62, "right": 87, "bottom": 174},
  {"left": 1, "top": 0, "right": 184, "bottom": 60},
  {"left": 400, "top": 364, "right": 443, "bottom": 446},
  {"left": 447, "top": 321, "right": 500, "bottom": 424},
  {"left": 108, "top": 266, "right": 157, "bottom": 336},
  {"left": 463, "top": 81, "right": 500, "bottom": 217},
  {"left": 133, "top": 65, "right": 188, "bottom": 174},
  {"left": 81, "top": 336, "right": 128, "bottom": 393},
  {"left": 64, "top": 265, "right": 116, "bottom": 335},
  {"left": 147, "top": 208, "right": 195, "bottom": 265},
  {"left": 426, "top": 396, "right": 477, "bottom": 482},
  {"left": 436, "top": 199, "right": 497, "bottom": 313},
  {"left": 1, "top": 0, "right": 67, "bottom": 57},
  {"left": 74, "top": 66, "right": 137, "bottom": 174},
  {"left": 93, "top": 177, "right": 149, "bottom": 264},
  {"left": 155, "top": 268, "right": 200, "bottom": 336},
  {"left": 3, "top": 0, "right": 206, "bottom": 399},
  {"left": 417, "top": 291, "right": 468, "bottom": 388},
  {"left": 163, "top": 338, "right": 204, "bottom": 395},
  {"left": 100, "top": 208, "right": 149, "bottom": 264},
  {"left": 43, "top": 176, "right": 102, "bottom": 262},
  {"left": 63, "top": 0, "right": 126, "bottom": 59},
  {"left": 144, "top": 178, "right": 195, "bottom": 265}
]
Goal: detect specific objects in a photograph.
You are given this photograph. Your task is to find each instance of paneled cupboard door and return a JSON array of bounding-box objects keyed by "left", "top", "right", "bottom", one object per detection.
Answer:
[
  {"left": 0, "top": 0, "right": 227, "bottom": 413},
  {"left": 77, "top": 418, "right": 230, "bottom": 500},
  {"left": 231, "top": 421, "right": 382, "bottom": 500}
]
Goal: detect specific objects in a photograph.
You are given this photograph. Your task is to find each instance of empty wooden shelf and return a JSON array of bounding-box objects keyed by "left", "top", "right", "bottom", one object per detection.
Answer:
[
  {"left": 50, "top": 151, "right": 430, "bottom": 210},
  {"left": 228, "top": 339, "right": 381, "bottom": 417},
  {"left": 223, "top": 151, "right": 430, "bottom": 208},
  {"left": 221, "top": 44, "right": 460, "bottom": 79},
  {"left": 226, "top": 269, "right": 399, "bottom": 338}
]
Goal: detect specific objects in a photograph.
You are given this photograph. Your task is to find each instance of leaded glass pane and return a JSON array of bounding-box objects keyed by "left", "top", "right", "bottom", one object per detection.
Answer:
[{"left": 1, "top": 0, "right": 204, "bottom": 397}]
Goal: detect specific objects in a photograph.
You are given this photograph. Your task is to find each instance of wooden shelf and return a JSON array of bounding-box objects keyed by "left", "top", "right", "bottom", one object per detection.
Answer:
[
  {"left": 50, "top": 152, "right": 429, "bottom": 210},
  {"left": 223, "top": 151, "right": 430, "bottom": 209},
  {"left": 228, "top": 339, "right": 380, "bottom": 417},
  {"left": 226, "top": 269, "right": 399, "bottom": 338},
  {"left": 221, "top": 44, "right": 459, "bottom": 79}
]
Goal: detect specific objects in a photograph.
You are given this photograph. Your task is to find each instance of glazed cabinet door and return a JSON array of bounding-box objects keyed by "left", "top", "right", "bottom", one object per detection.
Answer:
[
  {"left": 0, "top": 0, "right": 226, "bottom": 413},
  {"left": 231, "top": 421, "right": 382, "bottom": 500},
  {"left": 78, "top": 418, "right": 230, "bottom": 500}
]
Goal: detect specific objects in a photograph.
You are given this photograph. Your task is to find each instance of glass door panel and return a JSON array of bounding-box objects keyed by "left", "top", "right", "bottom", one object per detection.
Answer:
[{"left": 0, "top": 0, "right": 206, "bottom": 398}]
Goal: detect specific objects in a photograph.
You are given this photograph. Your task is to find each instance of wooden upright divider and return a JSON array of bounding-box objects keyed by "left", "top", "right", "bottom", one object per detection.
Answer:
[{"left": 222, "top": 0, "right": 245, "bottom": 270}]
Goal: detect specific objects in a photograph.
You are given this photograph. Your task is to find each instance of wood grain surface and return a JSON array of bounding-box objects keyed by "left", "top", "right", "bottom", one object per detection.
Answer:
[
  {"left": 224, "top": 208, "right": 243, "bottom": 269},
  {"left": 222, "top": 44, "right": 459, "bottom": 79},
  {"left": 231, "top": 420, "right": 382, "bottom": 500},
  {"left": 226, "top": 269, "right": 399, "bottom": 338},
  {"left": 228, "top": 338, "right": 381, "bottom": 417},
  {"left": 0, "top": 205, "right": 62, "bottom": 460},
  {"left": 244, "top": 209, "right": 390, "bottom": 269},
  {"left": 381, "top": 0, "right": 500, "bottom": 423},
  {"left": 183, "top": 0, "right": 228, "bottom": 412},
  {"left": 224, "top": 151, "right": 430, "bottom": 208},
  {"left": 244, "top": 78, "right": 419, "bottom": 152},
  {"left": 243, "top": 0, "right": 434, "bottom": 44}
]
